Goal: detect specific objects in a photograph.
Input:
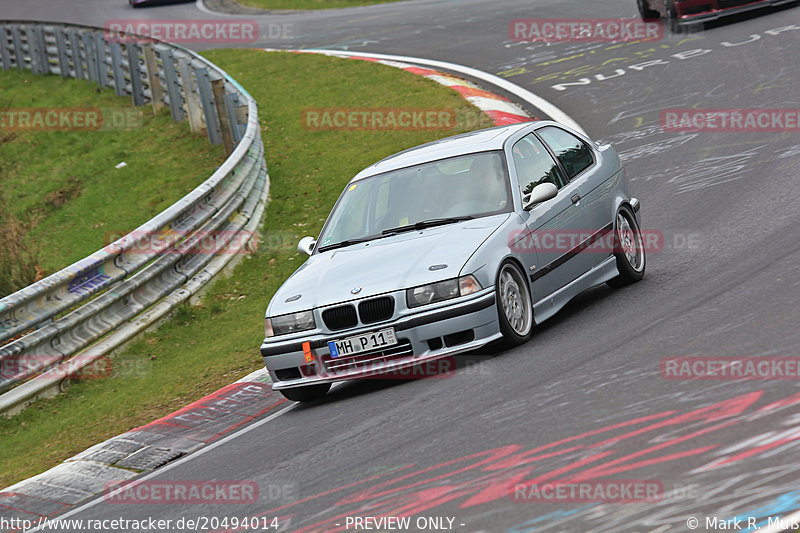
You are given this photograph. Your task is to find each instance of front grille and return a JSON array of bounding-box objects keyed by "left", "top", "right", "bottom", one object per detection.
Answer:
[
  {"left": 358, "top": 296, "right": 395, "bottom": 324},
  {"left": 322, "top": 340, "right": 413, "bottom": 374},
  {"left": 322, "top": 305, "right": 358, "bottom": 331}
]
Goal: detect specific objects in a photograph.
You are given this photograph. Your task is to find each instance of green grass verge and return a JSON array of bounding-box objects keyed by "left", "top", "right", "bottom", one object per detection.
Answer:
[
  {"left": 0, "top": 50, "right": 492, "bottom": 489},
  {"left": 237, "top": 0, "right": 406, "bottom": 9},
  {"left": 0, "top": 70, "right": 225, "bottom": 297}
]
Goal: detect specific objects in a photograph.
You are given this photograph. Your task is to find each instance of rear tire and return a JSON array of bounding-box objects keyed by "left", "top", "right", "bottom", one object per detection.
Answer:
[
  {"left": 607, "top": 207, "right": 646, "bottom": 288},
  {"left": 279, "top": 383, "right": 331, "bottom": 402},
  {"left": 496, "top": 262, "right": 533, "bottom": 345},
  {"left": 637, "top": 0, "right": 659, "bottom": 19}
]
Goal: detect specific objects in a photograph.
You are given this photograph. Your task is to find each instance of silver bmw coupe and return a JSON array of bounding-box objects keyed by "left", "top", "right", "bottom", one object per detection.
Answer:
[{"left": 260, "top": 121, "right": 645, "bottom": 401}]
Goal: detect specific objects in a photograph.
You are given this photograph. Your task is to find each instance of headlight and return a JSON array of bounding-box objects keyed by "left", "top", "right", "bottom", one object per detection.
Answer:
[
  {"left": 406, "top": 275, "right": 482, "bottom": 308},
  {"left": 265, "top": 310, "right": 316, "bottom": 337}
]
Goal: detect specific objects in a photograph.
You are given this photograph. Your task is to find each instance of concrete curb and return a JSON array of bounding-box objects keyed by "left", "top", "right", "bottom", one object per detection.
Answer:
[
  {"left": 0, "top": 369, "right": 282, "bottom": 531},
  {"left": 345, "top": 56, "right": 533, "bottom": 125}
]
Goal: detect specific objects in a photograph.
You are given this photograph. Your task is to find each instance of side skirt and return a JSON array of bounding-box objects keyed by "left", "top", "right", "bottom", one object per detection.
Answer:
[{"left": 532, "top": 256, "right": 618, "bottom": 325}]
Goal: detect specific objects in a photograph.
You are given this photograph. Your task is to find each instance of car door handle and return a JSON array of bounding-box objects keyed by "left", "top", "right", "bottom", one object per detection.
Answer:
[{"left": 571, "top": 193, "right": 581, "bottom": 204}]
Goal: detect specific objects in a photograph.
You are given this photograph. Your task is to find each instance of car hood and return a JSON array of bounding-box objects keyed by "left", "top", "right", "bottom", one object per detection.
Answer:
[{"left": 267, "top": 214, "right": 509, "bottom": 316}]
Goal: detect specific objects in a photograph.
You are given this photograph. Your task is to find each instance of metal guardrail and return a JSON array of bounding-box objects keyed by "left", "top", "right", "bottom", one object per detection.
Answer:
[{"left": 0, "top": 21, "right": 269, "bottom": 414}]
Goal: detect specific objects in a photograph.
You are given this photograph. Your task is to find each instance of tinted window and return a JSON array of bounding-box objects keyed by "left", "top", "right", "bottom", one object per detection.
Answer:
[
  {"left": 537, "top": 126, "right": 594, "bottom": 180},
  {"left": 512, "top": 134, "right": 566, "bottom": 196}
]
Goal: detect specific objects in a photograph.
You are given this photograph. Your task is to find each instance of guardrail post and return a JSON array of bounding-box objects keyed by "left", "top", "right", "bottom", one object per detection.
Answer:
[
  {"left": 179, "top": 58, "right": 205, "bottom": 135},
  {"left": 224, "top": 93, "right": 243, "bottom": 144},
  {"left": 82, "top": 32, "right": 98, "bottom": 83},
  {"left": 55, "top": 28, "right": 70, "bottom": 77},
  {"left": 92, "top": 33, "right": 106, "bottom": 87},
  {"left": 25, "top": 26, "right": 40, "bottom": 74},
  {"left": 33, "top": 26, "right": 49, "bottom": 75},
  {"left": 109, "top": 41, "right": 125, "bottom": 96},
  {"left": 0, "top": 28, "right": 11, "bottom": 71},
  {"left": 66, "top": 28, "right": 83, "bottom": 79},
  {"left": 160, "top": 48, "right": 184, "bottom": 122},
  {"left": 95, "top": 33, "right": 110, "bottom": 88},
  {"left": 11, "top": 26, "right": 24, "bottom": 70},
  {"left": 235, "top": 97, "right": 248, "bottom": 131},
  {"left": 126, "top": 43, "right": 145, "bottom": 106},
  {"left": 23, "top": 26, "right": 39, "bottom": 74},
  {"left": 195, "top": 67, "right": 222, "bottom": 145},
  {"left": 142, "top": 45, "right": 164, "bottom": 114},
  {"left": 211, "top": 80, "right": 235, "bottom": 155}
]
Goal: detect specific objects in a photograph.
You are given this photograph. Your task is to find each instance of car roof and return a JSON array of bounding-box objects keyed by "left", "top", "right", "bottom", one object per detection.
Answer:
[{"left": 350, "top": 121, "right": 538, "bottom": 182}]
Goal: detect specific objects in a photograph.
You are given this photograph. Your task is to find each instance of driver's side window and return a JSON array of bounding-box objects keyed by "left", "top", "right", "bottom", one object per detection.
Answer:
[{"left": 512, "top": 134, "right": 566, "bottom": 196}]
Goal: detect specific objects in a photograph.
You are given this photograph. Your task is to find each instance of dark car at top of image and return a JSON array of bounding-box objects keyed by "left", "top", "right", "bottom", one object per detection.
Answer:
[
  {"left": 259, "top": 121, "right": 646, "bottom": 402},
  {"left": 637, "top": 0, "right": 798, "bottom": 30},
  {"left": 129, "top": 0, "right": 193, "bottom": 7}
]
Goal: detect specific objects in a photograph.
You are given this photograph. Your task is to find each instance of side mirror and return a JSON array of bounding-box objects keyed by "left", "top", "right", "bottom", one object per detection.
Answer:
[
  {"left": 297, "top": 236, "right": 316, "bottom": 256},
  {"left": 522, "top": 182, "right": 558, "bottom": 211}
]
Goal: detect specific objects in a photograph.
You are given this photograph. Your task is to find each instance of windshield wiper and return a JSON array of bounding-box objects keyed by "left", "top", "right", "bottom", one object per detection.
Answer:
[
  {"left": 318, "top": 216, "right": 474, "bottom": 251},
  {"left": 317, "top": 235, "right": 382, "bottom": 253},
  {"left": 381, "top": 216, "right": 473, "bottom": 236}
]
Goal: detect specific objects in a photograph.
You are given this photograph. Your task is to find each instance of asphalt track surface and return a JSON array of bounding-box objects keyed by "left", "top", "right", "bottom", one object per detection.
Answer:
[{"left": 3, "top": 0, "right": 800, "bottom": 531}]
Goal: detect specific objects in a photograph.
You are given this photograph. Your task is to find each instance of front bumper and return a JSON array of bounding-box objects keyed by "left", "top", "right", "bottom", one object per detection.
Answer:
[
  {"left": 260, "top": 290, "right": 501, "bottom": 390},
  {"left": 674, "top": 0, "right": 796, "bottom": 24}
]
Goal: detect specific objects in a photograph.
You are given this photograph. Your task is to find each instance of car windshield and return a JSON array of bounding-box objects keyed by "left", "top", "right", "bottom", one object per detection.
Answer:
[{"left": 317, "top": 151, "right": 510, "bottom": 251}]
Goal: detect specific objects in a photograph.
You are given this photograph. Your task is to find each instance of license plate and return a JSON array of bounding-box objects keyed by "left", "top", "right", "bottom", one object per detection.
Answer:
[{"left": 328, "top": 328, "right": 397, "bottom": 358}]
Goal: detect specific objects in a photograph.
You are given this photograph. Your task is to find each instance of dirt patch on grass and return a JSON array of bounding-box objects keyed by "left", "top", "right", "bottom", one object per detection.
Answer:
[
  {"left": 42, "top": 176, "right": 82, "bottom": 210},
  {"left": 0, "top": 193, "right": 41, "bottom": 298}
]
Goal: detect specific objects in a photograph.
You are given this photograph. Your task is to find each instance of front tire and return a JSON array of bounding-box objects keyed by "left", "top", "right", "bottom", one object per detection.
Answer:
[
  {"left": 279, "top": 383, "right": 331, "bottom": 402},
  {"left": 496, "top": 261, "right": 534, "bottom": 345},
  {"left": 607, "top": 207, "right": 646, "bottom": 288}
]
